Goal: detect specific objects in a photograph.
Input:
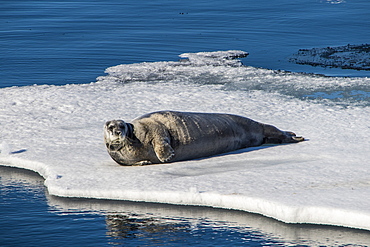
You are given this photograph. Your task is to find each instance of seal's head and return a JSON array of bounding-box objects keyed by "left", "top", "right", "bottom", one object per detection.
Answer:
[{"left": 104, "top": 120, "right": 133, "bottom": 151}]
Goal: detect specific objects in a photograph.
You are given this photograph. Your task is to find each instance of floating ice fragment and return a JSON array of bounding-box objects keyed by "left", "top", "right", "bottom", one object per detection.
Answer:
[
  {"left": 290, "top": 44, "right": 370, "bottom": 70},
  {"left": 179, "top": 50, "right": 249, "bottom": 66}
]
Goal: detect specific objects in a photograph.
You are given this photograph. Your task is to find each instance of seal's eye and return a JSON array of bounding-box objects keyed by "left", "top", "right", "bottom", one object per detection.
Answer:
[{"left": 108, "top": 125, "right": 115, "bottom": 132}]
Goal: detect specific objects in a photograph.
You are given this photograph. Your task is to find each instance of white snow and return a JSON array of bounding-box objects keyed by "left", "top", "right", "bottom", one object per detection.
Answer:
[{"left": 1, "top": 51, "right": 370, "bottom": 231}]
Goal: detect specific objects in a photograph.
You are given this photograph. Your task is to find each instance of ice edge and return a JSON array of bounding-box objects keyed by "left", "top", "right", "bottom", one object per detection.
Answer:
[{"left": 1, "top": 157, "right": 370, "bottom": 232}]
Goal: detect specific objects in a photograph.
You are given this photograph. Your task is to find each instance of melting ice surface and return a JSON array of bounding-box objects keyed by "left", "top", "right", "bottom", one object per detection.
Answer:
[{"left": 1, "top": 51, "right": 370, "bottom": 231}]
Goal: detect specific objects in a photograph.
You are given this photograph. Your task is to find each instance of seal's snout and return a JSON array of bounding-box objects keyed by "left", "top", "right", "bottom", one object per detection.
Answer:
[
  {"left": 104, "top": 120, "right": 127, "bottom": 152},
  {"left": 105, "top": 120, "right": 126, "bottom": 137}
]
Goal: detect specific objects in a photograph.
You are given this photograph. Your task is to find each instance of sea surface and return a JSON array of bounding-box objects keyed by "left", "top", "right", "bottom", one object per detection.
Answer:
[{"left": 1, "top": 0, "right": 370, "bottom": 246}]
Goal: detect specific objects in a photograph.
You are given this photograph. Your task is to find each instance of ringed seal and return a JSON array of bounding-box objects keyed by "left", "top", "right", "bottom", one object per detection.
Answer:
[{"left": 104, "top": 111, "right": 304, "bottom": 166}]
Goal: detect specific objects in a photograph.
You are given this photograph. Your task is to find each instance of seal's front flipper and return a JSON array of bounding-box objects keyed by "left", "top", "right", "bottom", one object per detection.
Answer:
[
  {"left": 133, "top": 160, "right": 152, "bottom": 166},
  {"left": 153, "top": 138, "right": 175, "bottom": 163}
]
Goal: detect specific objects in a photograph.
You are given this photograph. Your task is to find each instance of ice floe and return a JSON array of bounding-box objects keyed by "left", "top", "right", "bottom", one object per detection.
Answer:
[{"left": 1, "top": 51, "right": 370, "bottom": 231}]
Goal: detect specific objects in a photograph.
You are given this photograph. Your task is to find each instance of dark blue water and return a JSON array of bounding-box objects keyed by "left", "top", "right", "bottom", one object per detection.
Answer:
[
  {"left": 0, "top": 167, "right": 285, "bottom": 246},
  {"left": 3, "top": 166, "right": 370, "bottom": 247},
  {"left": 0, "top": 171, "right": 108, "bottom": 246},
  {"left": 2, "top": 0, "right": 370, "bottom": 246},
  {"left": 1, "top": 0, "right": 370, "bottom": 88}
]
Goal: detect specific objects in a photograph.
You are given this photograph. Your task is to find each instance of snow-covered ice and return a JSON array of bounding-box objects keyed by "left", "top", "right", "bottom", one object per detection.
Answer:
[{"left": 1, "top": 51, "right": 369, "bottom": 231}]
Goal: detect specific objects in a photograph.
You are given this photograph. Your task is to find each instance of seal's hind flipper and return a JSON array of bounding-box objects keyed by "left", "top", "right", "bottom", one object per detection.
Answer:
[
  {"left": 291, "top": 136, "right": 305, "bottom": 142},
  {"left": 284, "top": 131, "right": 304, "bottom": 143},
  {"left": 263, "top": 124, "right": 304, "bottom": 144}
]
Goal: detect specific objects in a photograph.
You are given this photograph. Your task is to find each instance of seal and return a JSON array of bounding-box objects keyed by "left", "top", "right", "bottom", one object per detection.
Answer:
[{"left": 104, "top": 111, "right": 304, "bottom": 166}]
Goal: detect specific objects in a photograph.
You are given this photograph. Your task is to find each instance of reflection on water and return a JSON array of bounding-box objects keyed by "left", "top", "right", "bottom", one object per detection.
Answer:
[
  {"left": 103, "top": 213, "right": 282, "bottom": 246},
  {"left": 1, "top": 166, "right": 370, "bottom": 247},
  {"left": 105, "top": 214, "right": 188, "bottom": 240},
  {"left": 105, "top": 214, "right": 195, "bottom": 246}
]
